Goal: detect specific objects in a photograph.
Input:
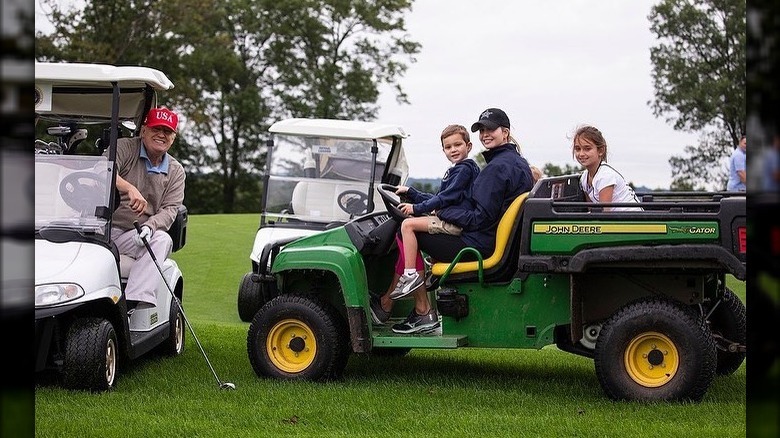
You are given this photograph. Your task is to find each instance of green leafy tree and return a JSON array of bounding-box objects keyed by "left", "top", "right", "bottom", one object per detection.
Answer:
[
  {"left": 648, "top": 0, "right": 745, "bottom": 190},
  {"left": 265, "top": 0, "right": 420, "bottom": 120},
  {"left": 35, "top": 0, "right": 419, "bottom": 213}
]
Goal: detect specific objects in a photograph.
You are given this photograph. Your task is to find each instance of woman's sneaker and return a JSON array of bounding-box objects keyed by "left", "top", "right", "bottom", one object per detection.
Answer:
[
  {"left": 389, "top": 272, "right": 424, "bottom": 300},
  {"left": 391, "top": 308, "right": 440, "bottom": 334}
]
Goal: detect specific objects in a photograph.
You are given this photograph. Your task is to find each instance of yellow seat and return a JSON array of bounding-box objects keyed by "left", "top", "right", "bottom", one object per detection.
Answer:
[{"left": 431, "top": 192, "right": 529, "bottom": 276}]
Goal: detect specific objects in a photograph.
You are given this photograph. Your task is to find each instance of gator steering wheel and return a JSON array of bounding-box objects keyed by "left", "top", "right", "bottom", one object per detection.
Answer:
[{"left": 376, "top": 184, "right": 407, "bottom": 222}]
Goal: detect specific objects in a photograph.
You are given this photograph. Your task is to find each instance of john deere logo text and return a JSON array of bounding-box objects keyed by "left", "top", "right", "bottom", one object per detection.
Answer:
[
  {"left": 537, "top": 225, "right": 603, "bottom": 234},
  {"left": 533, "top": 224, "right": 668, "bottom": 234}
]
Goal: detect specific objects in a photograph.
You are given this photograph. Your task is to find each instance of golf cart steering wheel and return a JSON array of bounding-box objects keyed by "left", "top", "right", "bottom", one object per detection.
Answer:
[
  {"left": 376, "top": 183, "right": 407, "bottom": 222},
  {"left": 58, "top": 171, "right": 107, "bottom": 215},
  {"left": 337, "top": 190, "right": 369, "bottom": 216}
]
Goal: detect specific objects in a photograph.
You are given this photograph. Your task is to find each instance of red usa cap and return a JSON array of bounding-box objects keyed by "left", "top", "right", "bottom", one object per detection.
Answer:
[{"left": 145, "top": 107, "right": 179, "bottom": 132}]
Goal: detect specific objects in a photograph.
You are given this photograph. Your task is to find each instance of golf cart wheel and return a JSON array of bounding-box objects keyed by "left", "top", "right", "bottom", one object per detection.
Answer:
[
  {"left": 247, "top": 294, "right": 348, "bottom": 381},
  {"left": 703, "top": 287, "right": 746, "bottom": 376},
  {"left": 238, "top": 273, "right": 264, "bottom": 322},
  {"left": 594, "top": 297, "right": 716, "bottom": 402},
  {"left": 161, "top": 297, "right": 186, "bottom": 356},
  {"left": 63, "top": 318, "right": 118, "bottom": 391}
]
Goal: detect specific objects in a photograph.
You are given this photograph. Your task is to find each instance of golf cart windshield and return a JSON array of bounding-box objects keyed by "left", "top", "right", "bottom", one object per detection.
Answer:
[
  {"left": 35, "top": 154, "right": 113, "bottom": 238},
  {"left": 264, "top": 134, "right": 395, "bottom": 222},
  {"left": 34, "top": 62, "right": 174, "bottom": 244}
]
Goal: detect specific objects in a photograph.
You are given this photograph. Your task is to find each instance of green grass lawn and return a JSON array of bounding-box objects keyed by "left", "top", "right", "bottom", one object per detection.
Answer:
[{"left": 33, "top": 214, "right": 752, "bottom": 437}]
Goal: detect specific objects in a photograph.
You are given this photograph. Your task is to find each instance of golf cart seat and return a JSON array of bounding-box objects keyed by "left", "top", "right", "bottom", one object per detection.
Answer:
[
  {"left": 290, "top": 179, "right": 384, "bottom": 221},
  {"left": 429, "top": 175, "right": 585, "bottom": 282},
  {"left": 430, "top": 192, "right": 529, "bottom": 278}
]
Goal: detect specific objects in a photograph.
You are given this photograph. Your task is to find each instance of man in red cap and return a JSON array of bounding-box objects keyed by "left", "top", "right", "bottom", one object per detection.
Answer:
[{"left": 108, "top": 106, "right": 186, "bottom": 312}]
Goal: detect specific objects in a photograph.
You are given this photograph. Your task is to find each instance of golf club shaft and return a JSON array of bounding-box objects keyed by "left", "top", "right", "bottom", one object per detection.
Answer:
[{"left": 133, "top": 221, "right": 233, "bottom": 388}]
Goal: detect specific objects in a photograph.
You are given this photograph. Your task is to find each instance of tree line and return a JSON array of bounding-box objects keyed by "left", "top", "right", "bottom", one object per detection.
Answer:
[
  {"left": 36, "top": 0, "right": 420, "bottom": 213},
  {"left": 35, "top": 0, "right": 745, "bottom": 213}
]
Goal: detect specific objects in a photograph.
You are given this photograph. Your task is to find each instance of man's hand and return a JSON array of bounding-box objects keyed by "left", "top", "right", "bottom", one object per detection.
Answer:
[
  {"left": 127, "top": 186, "right": 148, "bottom": 216},
  {"left": 395, "top": 185, "right": 409, "bottom": 194},
  {"left": 116, "top": 175, "right": 148, "bottom": 215},
  {"left": 133, "top": 225, "right": 153, "bottom": 247}
]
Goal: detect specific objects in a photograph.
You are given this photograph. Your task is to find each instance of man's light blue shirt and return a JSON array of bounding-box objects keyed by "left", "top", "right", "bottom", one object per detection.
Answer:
[
  {"left": 726, "top": 147, "right": 746, "bottom": 191},
  {"left": 140, "top": 144, "right": 170, "bottom": 174}
]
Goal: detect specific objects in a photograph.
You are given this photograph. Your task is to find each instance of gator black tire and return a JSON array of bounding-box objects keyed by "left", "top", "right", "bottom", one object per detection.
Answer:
[
  {"left": 594, "top": 297, "right": 716, "bottom": 402},
  {"left": 63, "top": 318, "right": 118, "bottom": 391},
  {"left": 704, "top": 287, "right": 746, "bottom": 376},
  {"left": 160, "top": 297, "right": 186, "bottom": 357},
  {"left": 238, "top": 273, "right": 263, "bottom": 322},
  {"left": 247, "top": 294, "right": 348, "bottom": 381}
]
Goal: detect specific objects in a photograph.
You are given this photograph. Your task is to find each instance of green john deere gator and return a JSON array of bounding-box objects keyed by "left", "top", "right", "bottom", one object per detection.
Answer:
[{"left": 245, "top": 174, "right": 746, "bottom": 402}]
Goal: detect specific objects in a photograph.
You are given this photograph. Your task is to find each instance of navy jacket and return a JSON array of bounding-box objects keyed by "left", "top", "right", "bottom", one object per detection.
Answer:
[
  {"left": 438, "top": 144, "right": 533, "bottom": 255},
  {"left": 406, "top": 158, "right": 480, "bottom": 215}
]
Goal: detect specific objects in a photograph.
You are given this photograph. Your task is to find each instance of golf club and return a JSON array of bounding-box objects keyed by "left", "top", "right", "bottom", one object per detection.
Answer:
[{"left": 133, "top": 221, "right": 236, "bottom": 390}]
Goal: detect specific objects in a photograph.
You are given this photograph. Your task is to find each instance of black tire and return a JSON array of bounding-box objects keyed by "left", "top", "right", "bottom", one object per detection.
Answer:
[
  {"left": 238, "top": 273, "right": 263, "bottom": 322},
  {"left": 247, "top": 294, "right": 349, "bottom": 381},
  {"left": 63, "top": 318, "right": 118, "bottom": 391},
  {"left": 160, "top": 297, "right": 186, "bottom": 356},
  {"left": 704, "top": 287, "right": 746, "bottom": 376},
  {"left": 594, "top": 297, "right": 716, "bottom": 402}
]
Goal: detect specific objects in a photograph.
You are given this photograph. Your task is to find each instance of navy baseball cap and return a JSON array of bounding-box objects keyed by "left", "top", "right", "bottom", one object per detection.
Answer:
[{"left": 470, "top": 108, "right": 510, "bottom": 132}]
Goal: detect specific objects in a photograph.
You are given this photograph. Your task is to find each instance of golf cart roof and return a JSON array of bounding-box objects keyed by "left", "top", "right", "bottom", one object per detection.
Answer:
[
  {"left": 35, "top": 62, "right": 174, "bottom": 89},
  {"left": 269, "top": 118, "right": 408, "bottom": 140},
  {"left": 35, "top": 62, "right": 174, "bottom": 121}
]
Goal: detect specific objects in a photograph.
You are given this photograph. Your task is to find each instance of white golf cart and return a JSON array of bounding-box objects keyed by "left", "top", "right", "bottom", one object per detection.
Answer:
[
  {"left": 238, "top": 118, "right": 409, "bottom": 321},
  {"left": 34, "top": 62, "right": 188, "bottom": 391}
]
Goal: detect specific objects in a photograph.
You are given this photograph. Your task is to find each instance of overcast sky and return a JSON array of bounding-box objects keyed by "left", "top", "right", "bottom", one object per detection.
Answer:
[
  {"left": 377, "top": 0, "right": 701, "bottom": 189},
  {"left": 35, "top": 0, "right": 702, "bottom": 189}
]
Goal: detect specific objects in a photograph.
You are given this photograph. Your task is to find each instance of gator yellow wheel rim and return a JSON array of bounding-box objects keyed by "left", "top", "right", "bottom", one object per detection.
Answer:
[
  {"left": 624, "top": 331, "right": 679, "bottom": 387},
  {"left": 267, "top": 319, "right": 317, "bottom": 373}
]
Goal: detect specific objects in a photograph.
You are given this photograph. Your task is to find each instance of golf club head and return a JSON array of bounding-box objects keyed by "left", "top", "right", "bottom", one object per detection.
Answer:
[{"left": 220, "top": 382, "right": 236, "bottom": 390}]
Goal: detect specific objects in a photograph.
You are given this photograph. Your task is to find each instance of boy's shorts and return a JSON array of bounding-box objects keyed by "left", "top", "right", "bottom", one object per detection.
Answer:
[{"left": 427, "top": 216, "right": 462, "bottom": 236}]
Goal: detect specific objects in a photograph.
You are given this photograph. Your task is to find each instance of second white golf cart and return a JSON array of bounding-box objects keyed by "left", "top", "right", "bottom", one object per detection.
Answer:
[{"left": 238, "top": 118, "right": 410, "bottom": 321}]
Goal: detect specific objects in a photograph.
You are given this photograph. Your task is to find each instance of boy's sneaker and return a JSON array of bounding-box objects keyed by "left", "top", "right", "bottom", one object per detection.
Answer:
[
  {"left": 389, "top": 272, "right": 424, "bottom": 300},
  {"left": 369, "top": 294, "right": 390, "bottom": 325},
  {"left": 391, "top": 308, "right": 440, "bottom": 334}
]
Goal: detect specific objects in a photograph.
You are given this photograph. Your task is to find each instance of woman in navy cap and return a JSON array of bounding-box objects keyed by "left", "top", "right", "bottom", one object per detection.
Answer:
[{"left": 370, "top": 107, "right": 533, "bottom": 334}]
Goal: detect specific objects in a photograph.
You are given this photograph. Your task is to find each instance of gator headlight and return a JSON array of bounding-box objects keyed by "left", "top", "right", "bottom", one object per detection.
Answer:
[{"left": 35, "top": 283, "right": 85, "bottom": 307}]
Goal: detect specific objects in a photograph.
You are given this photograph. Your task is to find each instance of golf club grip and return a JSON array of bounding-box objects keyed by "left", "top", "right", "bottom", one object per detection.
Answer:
[{"left": 132, "top": 221, "right": 158, "bottom": 262}]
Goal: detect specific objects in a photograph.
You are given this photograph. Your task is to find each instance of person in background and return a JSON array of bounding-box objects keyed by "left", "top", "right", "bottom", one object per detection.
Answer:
[
  {"left": 371, "top": 108, "right": 533, "bottom": 334},
  {"left": 108, "top": 107, "right": 186, "bottom": 313},
  {"left": 727, "top": 135, "right": 747, "bottom": 191},
  {"left": 572, "top": 125, "right": 640, "bottom": 211}
]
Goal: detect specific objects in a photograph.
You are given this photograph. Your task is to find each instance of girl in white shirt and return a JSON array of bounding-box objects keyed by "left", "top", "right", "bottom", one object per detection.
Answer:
[{"left": 572, "top": 125, "right": 641, "bottom": 211}]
